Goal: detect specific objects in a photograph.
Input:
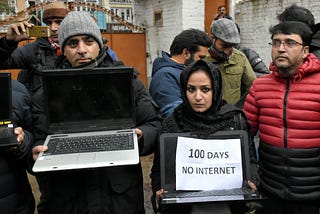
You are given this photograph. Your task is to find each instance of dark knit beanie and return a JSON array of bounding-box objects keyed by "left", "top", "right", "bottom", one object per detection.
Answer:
[
  {"left": 58, "top": 11, "right": 103, "bottom": 53},
  {"left": 43, "top": 1, "right": 69, "bottom": 22}
]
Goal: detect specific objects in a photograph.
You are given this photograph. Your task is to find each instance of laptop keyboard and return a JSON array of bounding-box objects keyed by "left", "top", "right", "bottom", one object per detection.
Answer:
[
  {"left": 45, "top": 133, "right": 134, "bottom": 155},
  {"left": 164, "top": 188, "right": 254, "bottom": 198}
]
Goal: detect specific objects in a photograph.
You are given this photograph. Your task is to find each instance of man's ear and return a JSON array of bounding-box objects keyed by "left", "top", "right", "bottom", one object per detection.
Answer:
[
  {"left": 182, "top": 48, "right": 190, "bottom": 59},
  {"left": 302, "top": 46, "right": 310, "bottom": 59}
]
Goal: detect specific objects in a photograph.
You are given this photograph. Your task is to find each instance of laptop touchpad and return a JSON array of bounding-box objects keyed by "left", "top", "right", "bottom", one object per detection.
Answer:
[{"left": 77, "top": 153, "right": 96, "bottom": 163}]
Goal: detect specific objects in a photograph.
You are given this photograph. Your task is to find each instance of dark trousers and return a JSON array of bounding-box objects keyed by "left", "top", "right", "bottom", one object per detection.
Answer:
[{"left": 260, "top": 197, "right": 320, "bottom": 214}]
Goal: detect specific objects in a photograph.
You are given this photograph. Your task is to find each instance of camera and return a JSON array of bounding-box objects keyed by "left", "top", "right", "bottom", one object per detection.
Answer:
[{"left": 26, "top": 26, "right": 50, "bottom": 37}]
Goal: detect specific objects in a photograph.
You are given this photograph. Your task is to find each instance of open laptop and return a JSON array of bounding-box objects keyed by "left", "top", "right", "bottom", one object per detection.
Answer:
[
  {"left": 160, "top": 130, "right": 265, "bottom": 206},
  {"left": 0, "top": 72, "right": 17, "bottom": 148},
  {"left": 32, "top": 67, "right": 139, "bottom": 172}
]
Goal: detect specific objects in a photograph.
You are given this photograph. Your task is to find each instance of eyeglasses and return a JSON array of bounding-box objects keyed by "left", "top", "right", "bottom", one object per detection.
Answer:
[{"left": 268, "top": 39, "right": 304, "bottom": 48}]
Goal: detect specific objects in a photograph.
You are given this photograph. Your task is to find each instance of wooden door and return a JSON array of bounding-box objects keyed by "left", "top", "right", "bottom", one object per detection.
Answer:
[
  {"left": 205, "top": 0, "right": 229, "bottom": 34},
  {"left": 102, "top": 33, "right": 147, "bottom": 86}
]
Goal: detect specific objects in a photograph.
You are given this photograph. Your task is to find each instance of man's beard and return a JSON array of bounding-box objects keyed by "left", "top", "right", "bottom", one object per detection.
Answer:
[
  {"left": 208, "top": 45, "right": 229, "bottom": 62},
  {"left": 274, "top": 57, "right": 293, "bottom": 77},
  {"left": 184, "top": 54, "right": 195, "bottom": 66}
]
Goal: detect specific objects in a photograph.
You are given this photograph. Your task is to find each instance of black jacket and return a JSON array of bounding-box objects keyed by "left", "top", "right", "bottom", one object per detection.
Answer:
[
  {"left": 240, "top": 47, "right": 270, "bottom": 78},
  {"left": 0, "top": 37, "right": 57, "bottom": 70},
  {"left": 0, "top": 37, "right": 57, "bottom": 94},
  {"left": 33, "top": 50, "right": 162, "bottom": 214},
  {"left": 0, "top": 80, "right": 35, "bottom": 214}
]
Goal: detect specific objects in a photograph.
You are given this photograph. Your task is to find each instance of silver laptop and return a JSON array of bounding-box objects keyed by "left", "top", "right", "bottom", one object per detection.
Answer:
[
  {"left": 0, "top": 72, "right": 17, "bottom": 148},
  {"left": 33, "top": 67, "right": 139, "bottom": 172},
  {"left": 159, "top": 130, "right": 265, "bottom": 205}
]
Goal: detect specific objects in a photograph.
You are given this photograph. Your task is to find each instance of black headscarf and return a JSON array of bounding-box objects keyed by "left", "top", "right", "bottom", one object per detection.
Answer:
[{"left": 162, "top": 60, "right": 243, "bottom": 134}]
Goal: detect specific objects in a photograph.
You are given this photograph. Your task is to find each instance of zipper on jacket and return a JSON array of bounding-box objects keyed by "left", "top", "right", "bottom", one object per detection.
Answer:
[{"left": 283, "top": 78, "right": 290, "bottom": 148}]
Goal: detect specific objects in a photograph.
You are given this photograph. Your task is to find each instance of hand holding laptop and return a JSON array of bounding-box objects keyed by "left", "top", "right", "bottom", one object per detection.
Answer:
[
  {"left": 14, "top": 127, "right": 25, "bottom": 145},
  {"left": 248, "top": 180, "right": 257, "bottom": 191},
  {"left": 32, "top": 145, "right": 48, "bottom": 161},
  {"left": 135, "top": 128, "right": 143, "bottom": 140}
]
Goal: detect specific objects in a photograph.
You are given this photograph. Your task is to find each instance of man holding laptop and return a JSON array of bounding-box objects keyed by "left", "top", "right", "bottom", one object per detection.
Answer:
[
  {"left": 0, "top": 72, "right": 35, "bottom": 214},
  {"left": 2, "top": 11, "right": 161, "bottom": 214}
]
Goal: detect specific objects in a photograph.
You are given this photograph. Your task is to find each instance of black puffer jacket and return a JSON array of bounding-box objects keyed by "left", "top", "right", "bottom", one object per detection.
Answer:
[
  {"left": 0, "top": 80, "right": 35, "bottom": 214},
  {"left": 32, "top": 50, "right": 162, "bottom": 214},
  {"left": 240, "top": 47, "right": 270, "bottom": 78}
]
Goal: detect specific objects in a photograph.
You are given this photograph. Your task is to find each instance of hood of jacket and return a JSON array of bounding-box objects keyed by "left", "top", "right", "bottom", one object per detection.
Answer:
[{"left": 152, "top": 51, "right": 185, "bottom": 76}]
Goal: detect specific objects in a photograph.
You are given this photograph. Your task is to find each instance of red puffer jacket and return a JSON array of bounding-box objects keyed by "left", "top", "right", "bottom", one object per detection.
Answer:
[{"left": 244, "top": 53, "right": 320, "bottom": 200}]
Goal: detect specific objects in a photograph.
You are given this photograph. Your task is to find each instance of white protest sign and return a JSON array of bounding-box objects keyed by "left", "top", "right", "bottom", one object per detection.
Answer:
[{"left": 176, "top": 136, "right": 243, "bottom": 190}]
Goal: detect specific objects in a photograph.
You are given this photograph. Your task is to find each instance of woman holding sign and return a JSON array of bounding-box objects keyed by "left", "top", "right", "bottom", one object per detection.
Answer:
[{"left": 151, "top": 59, "right": 259, "bottom": 214}]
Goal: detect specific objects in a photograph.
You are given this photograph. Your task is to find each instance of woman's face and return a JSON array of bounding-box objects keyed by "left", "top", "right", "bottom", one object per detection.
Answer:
[{"left": 186, "top": 70, "right": 213, "bottom": 112}]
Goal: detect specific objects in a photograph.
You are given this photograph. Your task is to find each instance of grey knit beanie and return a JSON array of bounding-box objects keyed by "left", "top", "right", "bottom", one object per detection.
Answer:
[{"left": 59, "top": 11, "right": 103, "bottom": 53}]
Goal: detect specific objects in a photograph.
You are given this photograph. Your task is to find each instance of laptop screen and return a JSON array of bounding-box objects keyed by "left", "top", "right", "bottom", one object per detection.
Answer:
[
  {"left": 42, "top": 67, "right": 135, "bottom": 133},
  {"left": 160, "top": 131, "right": 251, "bottom": 191},
  {"left": 0, "top": 73, "right": 12, "bottom": 124}
]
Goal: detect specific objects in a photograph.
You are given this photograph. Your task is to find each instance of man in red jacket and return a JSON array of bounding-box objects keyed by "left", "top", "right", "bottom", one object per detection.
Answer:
[{"left": 244, "top": 21, "right": 320, "bottom": 214}]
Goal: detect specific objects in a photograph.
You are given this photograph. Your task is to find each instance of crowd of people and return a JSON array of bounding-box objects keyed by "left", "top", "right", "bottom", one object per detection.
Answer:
[{"left": 0, "top": 2, "right": 320, "bottom": 214}]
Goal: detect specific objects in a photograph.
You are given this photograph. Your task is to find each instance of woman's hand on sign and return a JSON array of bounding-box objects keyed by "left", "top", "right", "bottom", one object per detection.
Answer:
[
  {"left": 156, "top": 188, "right": 164, "bottom": 200},
  {"left": 248, "top": 180, "right": 257, "bottom": 191},
  {"left": 155, "top": 188, "right": 168, "bottom": 206}
]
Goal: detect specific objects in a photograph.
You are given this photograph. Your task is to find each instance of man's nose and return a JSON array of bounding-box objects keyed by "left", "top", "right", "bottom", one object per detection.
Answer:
[
  {"left": 49, "top": 22, "right": 59, "bottom": 31},
  {"left": 77, "top": 41, "right": 87, "bottom": 53}
]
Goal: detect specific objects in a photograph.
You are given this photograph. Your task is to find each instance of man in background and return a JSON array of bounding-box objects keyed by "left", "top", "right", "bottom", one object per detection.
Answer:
[
  {"left": 8, "top": 1, "right": 70, "bottom": 88},
  {"left": 149, "top": 29, "right": 212, "bottom": 117},
  {"left": 206, "top": 18, "right": 256, "bottom": 108},
  {"left": 277, "top": 3, "right": 320, "bottom": 59},
  {"left": 214, "top": 5, "right": 232, "bottom": 20},
  {"left": 102, "top": 37, "right": 118, "bottom": 61}
]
